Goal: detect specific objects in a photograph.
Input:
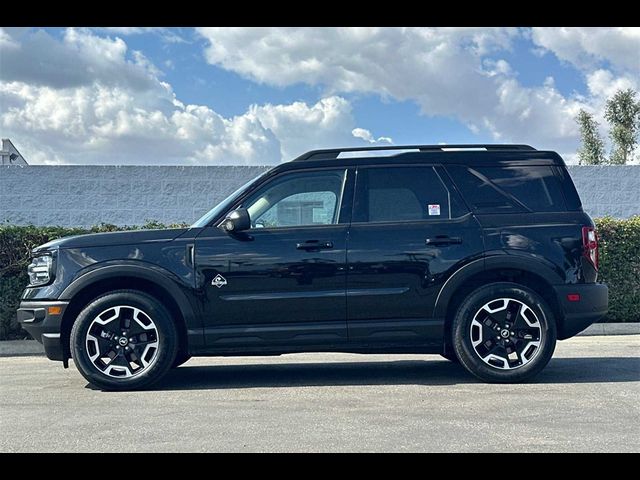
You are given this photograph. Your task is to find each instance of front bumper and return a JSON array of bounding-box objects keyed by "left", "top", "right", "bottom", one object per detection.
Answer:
[
  {"left": 17, "top": 301, "right": 69, "bottom": 361},
  {"left": 554, "top": 283, "right": 608, "bottom": 340}
]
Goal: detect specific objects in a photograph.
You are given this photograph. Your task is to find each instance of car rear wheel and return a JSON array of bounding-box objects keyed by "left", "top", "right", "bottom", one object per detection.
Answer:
[
  {"left": 452, "top": 282, "right": 557, "bottom": 383},
  {"left": 70, "top": 290, "right": 178, "bottom": 391}
]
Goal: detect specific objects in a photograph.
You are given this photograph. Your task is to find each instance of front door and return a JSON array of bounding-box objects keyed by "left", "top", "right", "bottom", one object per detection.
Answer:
[
  {"left": 346, "top": 165, "right": 484, "bottom": 348},
  {"left": 196, "top": 168, "right": 352, "bottom": 350}
]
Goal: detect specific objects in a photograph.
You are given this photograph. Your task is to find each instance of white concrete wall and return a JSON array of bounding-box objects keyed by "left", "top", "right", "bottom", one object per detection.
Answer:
[{"left": 1, "top": 165, "right": 638, "bottom": 226}]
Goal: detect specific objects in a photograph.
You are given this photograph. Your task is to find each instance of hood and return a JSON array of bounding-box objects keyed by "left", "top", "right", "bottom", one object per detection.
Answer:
[{"left": 33, "top": 228, "right": 191, "bottom": 253}]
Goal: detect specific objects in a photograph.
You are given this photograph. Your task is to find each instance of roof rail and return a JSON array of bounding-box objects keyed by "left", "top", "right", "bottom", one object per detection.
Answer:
[{"left": 293, "top": 144, "right": 536, "bottom": 161}]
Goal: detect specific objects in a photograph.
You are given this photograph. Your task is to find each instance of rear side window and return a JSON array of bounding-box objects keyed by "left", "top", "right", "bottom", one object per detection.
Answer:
[
  {"left": 554, "top": 166, "right": 582, "bottom": 210},
  {"left": 353, "top": 166, "right": 463, "bottom": 223},
  {"left": 447, "top": 165, "right": 567, "bottom": 213}
]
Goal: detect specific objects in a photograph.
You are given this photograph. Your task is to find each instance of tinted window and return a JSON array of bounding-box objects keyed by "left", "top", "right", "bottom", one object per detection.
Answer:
[
  {"left": 555, "top": 166, "right": 582, "bottom": 210},
  {"left": 476, "top": 166, "right": 566, "bottom": 212},
  {"left": 447, "top": 165, "right": 566, "bottom": 213},
  {"left": 446, "top": 165, "right": 521, "bottom": 213},
  {"left": 244, "top": 170, "right": 345, "bottom": 228},
  {"left": 353, "top": 167, "right": 456, "bottom": 223}
]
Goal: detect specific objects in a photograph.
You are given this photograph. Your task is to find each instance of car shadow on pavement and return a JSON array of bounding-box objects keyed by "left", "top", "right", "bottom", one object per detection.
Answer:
[{"left": 150, "top": 356, "right": 640, "bottom": 391}]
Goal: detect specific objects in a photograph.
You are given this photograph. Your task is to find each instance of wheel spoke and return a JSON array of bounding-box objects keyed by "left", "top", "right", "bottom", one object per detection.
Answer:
[
  {"left": 515, "top": 327, "right": 540, "bottom": 341},
  {"left": 475, "top": 337, "right": 499, "bottom": 358},
  {"left": 119, "top": 309, "right": 133, "bottom": 331},
  {"left": 505, "top": 300, "right": 521, "bottom": 329},
  {"left": 131, "top": 330, "right": 157, "bottom": 345}
]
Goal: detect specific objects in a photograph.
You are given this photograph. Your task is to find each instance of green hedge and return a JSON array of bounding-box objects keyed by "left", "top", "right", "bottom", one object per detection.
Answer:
[
  {"left": 594, "top": 216, "right": 640, "bottom": 323},
  {"left": 0, "top": 222, "right": 186, "bottom": 340},
  {"left": 1, "top": 217, "right": 638, "bottom": 340}
]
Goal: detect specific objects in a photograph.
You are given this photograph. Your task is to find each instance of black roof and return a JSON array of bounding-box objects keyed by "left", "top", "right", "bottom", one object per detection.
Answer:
[
  {"left": 293, "top": 144, "right": 536, "bottom": 161},
  {"left": 283, "top": 144, "right": 565, "bottom": 169}
]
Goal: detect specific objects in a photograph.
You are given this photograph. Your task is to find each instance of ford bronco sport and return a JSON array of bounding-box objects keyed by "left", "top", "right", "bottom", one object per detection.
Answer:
[{"left": 18, "top": 144, "right": 608, "bottom": 390}]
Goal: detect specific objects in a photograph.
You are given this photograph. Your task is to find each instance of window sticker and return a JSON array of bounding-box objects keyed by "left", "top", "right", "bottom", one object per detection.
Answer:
[{"left": 428, "top": 204, "right": 441, "bottom": 216}]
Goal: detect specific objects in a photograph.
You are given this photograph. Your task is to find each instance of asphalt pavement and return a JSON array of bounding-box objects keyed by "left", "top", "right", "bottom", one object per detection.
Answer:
[{"left": 1, "top": 335, "right": 638, "bottom": 452}]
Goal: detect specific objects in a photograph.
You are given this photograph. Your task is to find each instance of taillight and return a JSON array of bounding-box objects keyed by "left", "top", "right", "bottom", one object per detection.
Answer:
[{"left": 582, "top": 226, "right": 599, "bottom": 270}]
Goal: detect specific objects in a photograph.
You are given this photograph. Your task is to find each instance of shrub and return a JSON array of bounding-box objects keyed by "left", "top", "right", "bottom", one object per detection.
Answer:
[
  {"left": 594, "top": 216, "right": 640, "bottom": 323},
  {"left": 0, "top": 218, "right": 638, "bottom": 340},
  {"left": 0, "top": 222, "right": 187, "bottom": 340}
]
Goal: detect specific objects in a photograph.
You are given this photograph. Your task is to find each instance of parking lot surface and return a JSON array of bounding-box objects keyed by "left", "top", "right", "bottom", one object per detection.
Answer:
[{"left": 1, "top": 336, "right": 638, "bottom": 452}]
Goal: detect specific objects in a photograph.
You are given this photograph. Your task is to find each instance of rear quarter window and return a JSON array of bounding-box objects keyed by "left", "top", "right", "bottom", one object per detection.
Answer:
[{"left": 446, "top": 165, "right": 567, "bottom": 213}]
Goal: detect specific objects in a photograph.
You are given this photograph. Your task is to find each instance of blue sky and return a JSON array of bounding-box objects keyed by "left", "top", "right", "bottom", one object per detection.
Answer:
[{"left": 1, "top": 27, "right": 638, "bottom": 164}]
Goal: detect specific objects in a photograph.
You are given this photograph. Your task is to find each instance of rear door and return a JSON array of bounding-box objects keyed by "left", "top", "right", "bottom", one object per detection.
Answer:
[{"left": 345, "top": 164, "right": 484, "bottom": 347}]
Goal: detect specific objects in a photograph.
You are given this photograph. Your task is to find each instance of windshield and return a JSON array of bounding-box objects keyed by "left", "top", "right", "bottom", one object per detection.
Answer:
[{"left": 191, "top": 171, "right": 269, "bottom": 228}]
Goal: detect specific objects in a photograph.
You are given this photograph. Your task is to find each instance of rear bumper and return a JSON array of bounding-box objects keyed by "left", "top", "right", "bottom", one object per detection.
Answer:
[
  {"left": 554, "top": 283, "right": 608, "bottom": 340},
  {"left": 17, "top": 301, "right": 69, "bottom": 361}
]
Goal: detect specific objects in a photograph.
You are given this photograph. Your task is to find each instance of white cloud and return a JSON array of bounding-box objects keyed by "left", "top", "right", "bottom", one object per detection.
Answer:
[
  {"left": 96, "top": 27, "right": 188, "bottom": 44},
  {"left": 196, "top": 27, "right": 639, "bottom": 159},
  {"left": 585, "top": 69, "right": 639, "bottom": 100},
  {"left": 99, "top": 27, "right": 157, "bottom": 35},
  {"left": 0, "top": 28, "right": 18, "bottom": 48},
  {"left": 531, "top": 27, "right": 640, "bottom": 74},
  {"left": 0, "top": 80, "right": 374, "bottom": 165},
  {"left": 0, "top": 28, "right": 386, "bottom": 165},
  {"left": 0, "top": 28, "right": 162, "bottom": 91},
  {"left": 3, "top": 27, "right": 639, "bottom": 166},
  {"left": 352, "top": 128, "right": 393, "bottom": 144},
  {"left": 197, "top": 27, "right": 518, "bottom": 114},
  {"left": 248, "top": 97, "right": 360, "bottom": 160}
]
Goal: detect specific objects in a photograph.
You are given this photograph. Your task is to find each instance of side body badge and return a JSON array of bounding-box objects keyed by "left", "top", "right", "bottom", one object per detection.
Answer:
[{"left": 211, "top": 274, "right": 228, "bottom": 288}]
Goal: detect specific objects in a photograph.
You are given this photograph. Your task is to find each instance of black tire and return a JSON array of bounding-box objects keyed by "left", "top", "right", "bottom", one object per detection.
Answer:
[
  {"left": 452, "top": 282, "right": 556, "bottom": 383},
  {"left": 70, "top": 290, "right": 178, "bottom": 391},
  {"left": 440, "top": 352, "right": 459, "bottom": 363}
]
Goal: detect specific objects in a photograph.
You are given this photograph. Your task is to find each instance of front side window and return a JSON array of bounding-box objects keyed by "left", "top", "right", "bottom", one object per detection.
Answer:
[
  {"left": 353, "top": 166, "right": 456, "bottom": 223},
  {"left": 243, "top": 170, "right": 346, "bottom": 229}
]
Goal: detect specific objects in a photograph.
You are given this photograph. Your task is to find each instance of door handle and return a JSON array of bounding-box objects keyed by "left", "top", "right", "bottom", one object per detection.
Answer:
[
  {"left": 425, "top": 236, "right": 462, "bottom": 246},
  {"left": 296, "top": 240, "right": 334, "bottom": 251}
]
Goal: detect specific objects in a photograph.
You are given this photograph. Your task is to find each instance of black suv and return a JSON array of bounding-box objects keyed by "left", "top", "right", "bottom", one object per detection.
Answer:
[{"left": 18, "top": 144, "right": 608, "bottom": 390}]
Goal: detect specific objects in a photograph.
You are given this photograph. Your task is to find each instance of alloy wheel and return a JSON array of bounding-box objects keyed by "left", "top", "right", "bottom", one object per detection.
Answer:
[
  {"left": 469, "top": 298, "right": 542, "bottom": 370},
  {"left": 85, "top": 305, "right": 159, "bottom": 378}
]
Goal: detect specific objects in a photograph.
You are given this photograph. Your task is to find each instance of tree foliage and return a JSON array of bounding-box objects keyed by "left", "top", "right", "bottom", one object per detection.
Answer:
[
  {"left": 604, "top": 89, "right": 640, "bottom": 165},
  {"left": 576, "top": 109, "right": 605, "bottom": 165},
  {"left": 576, "top": 88, "right": 640, "bottom": 165}
]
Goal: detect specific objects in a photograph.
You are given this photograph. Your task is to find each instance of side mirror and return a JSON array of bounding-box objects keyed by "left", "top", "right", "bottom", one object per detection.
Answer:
[{"left": 221, "top": 208, "right": 251, "bottom": 233}]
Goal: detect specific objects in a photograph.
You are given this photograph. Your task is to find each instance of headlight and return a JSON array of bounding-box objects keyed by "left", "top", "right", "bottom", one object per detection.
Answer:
[{"left": 27, "top": 255, "right": 54, "bottom": 286}]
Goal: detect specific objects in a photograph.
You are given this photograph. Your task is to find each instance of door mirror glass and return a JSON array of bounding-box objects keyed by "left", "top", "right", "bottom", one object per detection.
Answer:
[{"left": 221, "top": 208, "right": 251, "bottom": 233}]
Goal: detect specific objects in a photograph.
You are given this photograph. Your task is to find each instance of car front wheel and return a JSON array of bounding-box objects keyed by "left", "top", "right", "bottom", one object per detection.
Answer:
[
  {"left": 70, "top": 290, "right": 178, "bottom": 391},
  {"left": 452, "top": 282, "right": 557, "bottom": 383}
]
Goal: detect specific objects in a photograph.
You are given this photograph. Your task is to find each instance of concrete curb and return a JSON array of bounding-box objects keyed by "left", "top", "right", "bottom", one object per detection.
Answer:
[
  {"left": 577, "top": 323, "right": 640, "bottom": 336},
  {"left": 0, "top": 323, "right": 638, "bottom": 357},
  {"left": 0, "top": 340, "right": 44, "bottom": 357}
]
